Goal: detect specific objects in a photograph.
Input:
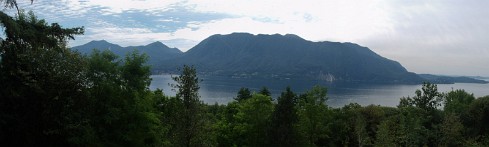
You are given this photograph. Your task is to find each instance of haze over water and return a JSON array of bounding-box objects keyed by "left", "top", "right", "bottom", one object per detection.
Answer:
[{"left": 150, "top": 75, "right": 489, "bottom": 107}]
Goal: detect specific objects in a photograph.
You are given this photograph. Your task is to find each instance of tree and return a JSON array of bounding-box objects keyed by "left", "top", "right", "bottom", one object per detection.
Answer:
[
  {"left": 374, "top": 118, "right": 397, "bottom": 147},
  {"left": 119, "top": 50, "right": 162, "bottom": 146},
  {"left": 438, "top": 113, "right": 464, "bottom": 146},
  {"left": 397, "top": 82, "right": 443, "bottom": 146},
  {"left": 397, "top": 107, "right": 429, "bottom": 146},
  {"left": 235, "top": 87, "right": 252, "bottom": 101},
  {"left": 297, "top": 85, "right": 331, "bottom": 146},
  {"left": 121, "top": 50, "right": 151, "bottom": 91},
  {"left": 444, "top": 89, "right": 475, "bottom": 115},
  {"left": 234, "top": 94, "right": 274, "bottom": 146},
  {"left": 412, "top": 82, "right": 443, "bottom": 111},
  {"left": 170, "top": 65, "right": 205, "bottom": 147},
  {"left": 268, "top": 87, "right": 300, "bottom": 146},
  {"left": 84, "top": 49, "right": 164, "bottom": 146},
  {"left": 466, "top": 96, "right": 489, "bottom": 139},
  {"left": 213, "top": 101, "right": 240, "bottom": 147},
  {"left": 0, "top": 10, "right": 85, "bottom": 146},
  {"left": 259, "top": 86, "right": 271, "bottom": 96},
  {"left": 398, "top": 82, "right": 442, "bottom": 111},
  {"left": 356, "top": 105, "right": 386, "bottom": 147},
  {"left": 1, "top": 0, "right": 34, "bottom": 15}
]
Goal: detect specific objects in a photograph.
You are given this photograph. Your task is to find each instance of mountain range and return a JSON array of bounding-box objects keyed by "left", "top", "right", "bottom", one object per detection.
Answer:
[
  {"left": 72, "top": 40, "right": 183, "bottom": 65},
  {"left": 71, "top": 33, "right": 488, "bottom": 84}
]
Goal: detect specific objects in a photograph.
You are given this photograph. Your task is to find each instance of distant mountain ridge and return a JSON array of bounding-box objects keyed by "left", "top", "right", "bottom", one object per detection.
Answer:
[
  {"left": 156, "top": 33, "right": 423, "bottom": 84},
  {"left": 419, "top": 74, "right": 488, "bottom": 84},
  {"left": 71, "top": 40, "right": 183, "bottom": 65},
  {"left": 73, "top": 33, "right": 487, "bottom": 84}
]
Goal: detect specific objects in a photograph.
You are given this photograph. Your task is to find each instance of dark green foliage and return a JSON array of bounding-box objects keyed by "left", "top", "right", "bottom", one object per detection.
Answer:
[
  {"left": 2, "top": 4, "right": 489, "bottom": 146},
  {"left": 444, "top": 89, "right": 475, "bottom": 115},
  {"left": 0, "top": 0, "right": 33, "bottom": 15},
  {"left": 84, "top": 49, "right": 164, "bottom": 146},
  {"left": 0, "top": 10, "right": 85, "bottom": 146},
  {"left": 259, "top": 86, "right": 271, "bottom": 96},
  {"left": 169, "top": 65, "right": 207, "bottom": 146},
  {"left": 397, "top": 82, "right": 444, "bottom": 146},
  {"left": 438, "top": 113, "right": 464, "bottom": 146},
  {"left": 235, "top": 87, "right": 252, "bottom": 101},
  {"left": 297, "top": 85, "right": 331, "bottom": 146},
  {"left": 122, "top": 50, "right": 151, "bottom": 91},
  {"left": 213, "top": 101, "right": 240, "bottom": 146},
  {"left": 398, "top": 82, "right": 442, "bottom": 112},
  {"left": 466, "top": 96, "right": 489, "bottom": 140},
  {"left": 268, "top": 87, "right": 300, "bottom": 147},
  {"left": 0, "top": 8, "right": 165, "bottom": 146},
  {"left": 236, "top": 94, "right": 274, "bottom": 146}
]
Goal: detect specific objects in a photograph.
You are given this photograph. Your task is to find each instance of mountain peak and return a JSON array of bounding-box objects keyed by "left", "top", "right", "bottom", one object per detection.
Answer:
[
  {"left": 86, "top": 40, "right": 115, "bottom": 45},
  {"left": 91, "top": 40, "right": 109, "bottom": 43},
  {"left": 71, "top": 40, "right": 183, "bottom": 65},
  {"left": 161, "top": 32, "right": 423, "bottom": 84},
  {"left": 147, "top": 41, "right": 168, "bottom": 48},
  {"left": 212, "top": 32, "right": 305, "bottom": 39}
]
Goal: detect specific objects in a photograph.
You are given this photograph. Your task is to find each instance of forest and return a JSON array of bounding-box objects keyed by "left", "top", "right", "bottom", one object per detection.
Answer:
[{"left": 1, "top": 3, "right": 489, "bottom": 147}]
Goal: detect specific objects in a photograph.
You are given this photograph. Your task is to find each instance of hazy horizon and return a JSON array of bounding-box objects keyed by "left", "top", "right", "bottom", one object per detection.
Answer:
[{"left": 7, "top": 0, "right": 489, "bottom": 77}]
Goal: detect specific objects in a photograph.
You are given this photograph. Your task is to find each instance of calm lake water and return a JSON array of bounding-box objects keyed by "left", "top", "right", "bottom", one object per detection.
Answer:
[{"left": 149, "top": 75, "right": 489, "bottom": 107}]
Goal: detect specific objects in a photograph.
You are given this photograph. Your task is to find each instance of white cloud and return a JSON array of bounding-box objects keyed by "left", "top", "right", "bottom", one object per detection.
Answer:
[
  {"left": 13, "top": 0, "right": 488, "bottom": 76},
  {"left": 83, "top": 26, "right": 172, "bottom": 46},
  {"left": 83, "top": 0, "right": 181, "bottom": 14},
  {"left": 159, "top": 0, "right": 395, "bottom": 51},
  {"left": 356, "top": 0, "right": 489, "bottom": 76},
  {"left": 182, "top": 0, "right": 393, "bottom": 41}
]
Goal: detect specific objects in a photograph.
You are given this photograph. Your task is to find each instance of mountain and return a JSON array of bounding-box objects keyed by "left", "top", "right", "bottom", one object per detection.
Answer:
[
  {"left": 71, "top": 40, "right": 183, "bottom": 65},
  {"left": 155, "top": 33, "right": 424, "bottom": 84},
  {"left": 419, "top": 74, "right": 489, "bottom": 84}
]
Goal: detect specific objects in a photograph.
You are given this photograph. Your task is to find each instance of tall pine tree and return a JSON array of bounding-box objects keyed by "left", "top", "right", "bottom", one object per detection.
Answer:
[
  {"left": 268, "top": 87, "right": 300, "bottom": 146},
  {"left": 170, "top": 65, "right": 205, "bottom": 147}
]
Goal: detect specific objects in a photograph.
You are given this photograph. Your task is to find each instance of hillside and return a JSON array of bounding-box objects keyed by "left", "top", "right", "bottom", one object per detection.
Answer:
[
  {"left": 155, "top": 33, "right": 424, "bottom": 84},
  {"left": 71, "top": 40, "right": 183, "bottom": 65},
  {"left": 419, "top": 74, "right": 489, "bottom": 84}
]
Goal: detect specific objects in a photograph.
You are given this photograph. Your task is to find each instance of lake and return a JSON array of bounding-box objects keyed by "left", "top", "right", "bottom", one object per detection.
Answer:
[{"left": 149, "top": 75, "right": 489, "bottom": 107}]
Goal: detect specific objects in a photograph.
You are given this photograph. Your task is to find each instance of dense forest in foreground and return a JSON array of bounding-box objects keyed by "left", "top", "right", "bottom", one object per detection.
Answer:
[{"left": 2, "top": 5, "right": 489, "bottom": 147}]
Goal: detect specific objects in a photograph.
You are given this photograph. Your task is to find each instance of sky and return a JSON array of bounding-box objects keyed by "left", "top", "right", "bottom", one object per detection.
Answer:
[{"left": 5, "top": 0, "right": 489, "bottom": 77}]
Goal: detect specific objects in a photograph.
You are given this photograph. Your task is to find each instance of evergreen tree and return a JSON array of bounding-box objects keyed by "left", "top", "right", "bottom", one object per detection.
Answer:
[
  {"left": 268, "top": 87, "right": 300, "bottom": 146},
  {"left": 259, "top": 86, "right": 271, "bottom": 96},
  {"left": 171, "top": 65, "right": 204, "bottom": 147},
  {"left": 235, "top": 87, "right": 252, "bottom": 101}
]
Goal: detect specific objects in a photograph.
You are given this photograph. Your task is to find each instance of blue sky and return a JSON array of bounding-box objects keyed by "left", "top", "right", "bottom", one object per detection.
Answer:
[{"left": 5, "top": 0, "right": 489, "bottom": 76}]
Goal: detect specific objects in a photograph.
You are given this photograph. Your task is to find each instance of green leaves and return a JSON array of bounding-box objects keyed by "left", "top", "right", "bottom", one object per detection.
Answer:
[
  {"left": 444, "top": 89, "right": 475, "bottom": 115},
  {"left": 122, "top": 50, "right": 150, "bottom": 91},
  {"left": 0, "top": 10, "right": 86, "bottom": 146},
  {"left": 297, "top": 85, "right": 330, "bottom": 146},
  {"left": 235, "top": 87, "right": 252, "bottom": 101},
  {"left": 268, "top": 87, "right": 300, "bottom": 146},
  {"left": 398, "top": 82, "right": 443, "bottom": 112},
  {"left": 84, "top": 49, "right": 164, "bottom": 146}
]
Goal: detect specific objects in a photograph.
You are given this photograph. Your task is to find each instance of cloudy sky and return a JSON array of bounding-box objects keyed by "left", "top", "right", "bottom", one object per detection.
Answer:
[{"left": 7, "top": 0, "right": 489, "bottom": 76}]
